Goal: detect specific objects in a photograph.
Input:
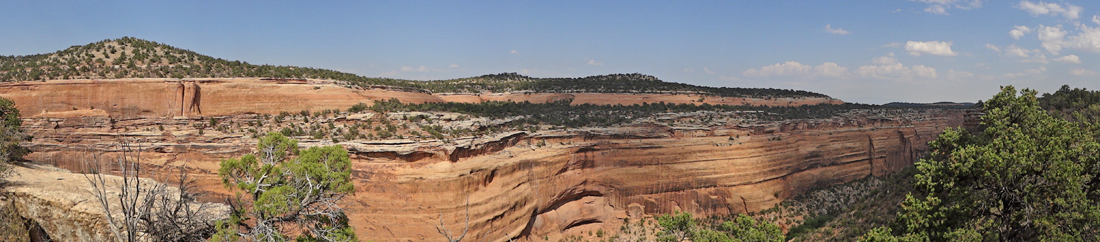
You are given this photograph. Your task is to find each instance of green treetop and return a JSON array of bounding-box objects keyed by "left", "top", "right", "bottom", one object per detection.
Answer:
[
  {"left": 212, "top": 132, "right": 358, "bottom": 242},
  {"left": 861, "top": 86, "right": 1100, "bottom": 241}
]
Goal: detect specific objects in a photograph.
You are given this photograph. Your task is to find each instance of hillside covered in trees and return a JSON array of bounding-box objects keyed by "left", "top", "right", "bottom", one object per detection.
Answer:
[{"left": 0, "top": 37, "right": 827, "bottom": 99}]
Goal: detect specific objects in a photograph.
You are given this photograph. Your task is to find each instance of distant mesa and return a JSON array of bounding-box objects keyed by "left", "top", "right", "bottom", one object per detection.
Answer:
[
  {"left": 882, "top": 102, "right": 975, "bottom": 108},
  {"left": 0, "top": 37, "right": 832, "bottom": 100}
]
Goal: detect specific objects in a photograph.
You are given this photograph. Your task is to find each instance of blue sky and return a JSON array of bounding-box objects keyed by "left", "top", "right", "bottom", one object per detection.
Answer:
[{"left": 2, "top": 1, "right": 1098, "bottom": 104}]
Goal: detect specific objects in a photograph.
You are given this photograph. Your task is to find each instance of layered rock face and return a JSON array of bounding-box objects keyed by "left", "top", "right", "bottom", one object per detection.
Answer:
[
  {"left": 12, "top": 109, "right": 965, "bottom": 241},
  {"left": 348, "top": 110, "right": 965, "bottom": 241},
  {"left": 0, "top": 78, "right": 840, "bottom": 119},
  {"left": 0, "top": 79, "right": 966, "bottom": 241}
]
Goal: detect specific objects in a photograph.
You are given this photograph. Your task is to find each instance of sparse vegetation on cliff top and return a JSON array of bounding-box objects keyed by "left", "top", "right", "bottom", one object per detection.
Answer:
[{"left": 0, "top": 37, "right": 830, "bottom": 99}]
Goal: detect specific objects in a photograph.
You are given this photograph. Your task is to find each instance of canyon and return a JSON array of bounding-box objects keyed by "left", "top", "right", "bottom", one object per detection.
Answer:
[{"left": 0, "top": 78, "right": 968, "bottom": 241}]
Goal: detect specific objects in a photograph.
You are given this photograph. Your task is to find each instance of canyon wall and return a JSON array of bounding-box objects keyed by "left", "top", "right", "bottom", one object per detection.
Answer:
[
  {"left": 347, "top": 111, "right": 964, "bottom": 241},
  {"left": 0, "top": 78, "right": 840, "bottom": 119},
  {"left": 13, "top": 108, "right": 965, "bottom": 241},
  {"left": 0, "top": 79, "right": 966, "bottom": 241}
]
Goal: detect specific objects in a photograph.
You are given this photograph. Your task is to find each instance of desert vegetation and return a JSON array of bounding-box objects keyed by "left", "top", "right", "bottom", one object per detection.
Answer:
[
  {"left": 856, "top": 86, "right": 1100, "bottom": 241},
  {"left": 0, "top": 96, "right": 30, "bottom": 241},
  {"left": 0, "top": 37, "right": 830, "bottom": 99},
  {"left": 212, "top": 132, "right": 358, "bottom": 242},
  {"left": 82, "top": 142, "right": 223, "bottom": 242}
]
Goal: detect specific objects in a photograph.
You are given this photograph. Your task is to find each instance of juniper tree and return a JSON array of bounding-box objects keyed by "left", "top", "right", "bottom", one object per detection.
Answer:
[{"left": 212, "top": 132, "right": 358, "bottom": 242}]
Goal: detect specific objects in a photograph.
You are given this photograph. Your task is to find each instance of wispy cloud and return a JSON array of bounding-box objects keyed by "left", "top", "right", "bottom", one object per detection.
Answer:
[
  {"left": 824, "top": 24, "right": 850, "bottom": 35},
  {"left": 510, "top": 50, "right": 518, "bottom": 54},
  {"left": 910, "top": 0, "right": 984, "bottom": 15},
  {"left": 449, "top": 64, "right": 460, "bottom": 68},
  {"left": 1004, "top": 67, "right": 1047, "bottom": 78},
  {"left": 905, "top": 41, "right": 958, "bottom": 56},
  {"left": 586, "top": 60, "right": 604, "bottom": 66},
  {"left": 1018, "top": 1, "right": 1083, "bottom": 20},
  {"left": 872, "top": 53, "right": 898, "bottom": 65},
  {"left": 704, "top": 67, "right": 716, "bottom": 75},
  {"left": 1071, "top": 68, "right": 1097, "bottom": 76},
  {"left": 1009, "top": 25, "right": 1031, "bottom": 40},
  {"left": 400, "top": 66, "right": 429, "bottom": 72},
  {"left": 742, "top": 61, "right": 848, "bottom": 78},
  {"left": 986, "top": 44, "right": 1058, "bottom": 63},
  {"left": 1053, "top": 54, "right": 1081, "bottom": 64},
  {"left": 857, "top": 63, "right": 938, "bottom": 80}
]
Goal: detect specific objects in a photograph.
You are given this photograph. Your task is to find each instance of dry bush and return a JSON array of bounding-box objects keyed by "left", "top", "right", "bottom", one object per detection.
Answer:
[{"left": 83, "top": 140, "right": 222, "bottom": 242}]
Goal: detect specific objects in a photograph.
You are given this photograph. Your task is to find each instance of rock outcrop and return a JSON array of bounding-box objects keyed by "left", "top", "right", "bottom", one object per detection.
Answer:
[{"left": 2, "top": 163, "right": 229, "bottom": 242}]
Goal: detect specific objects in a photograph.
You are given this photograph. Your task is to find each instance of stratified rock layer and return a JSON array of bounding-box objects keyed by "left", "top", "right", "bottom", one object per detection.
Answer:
[
  {"left": 349, "top": 111, "right": 964, "bottom": 241},
  {"left": 0, "top": 78, "right": 965, "bottom": 241},
  {"left": 0, "top": 78, "right": 841, "bottom": 119}
]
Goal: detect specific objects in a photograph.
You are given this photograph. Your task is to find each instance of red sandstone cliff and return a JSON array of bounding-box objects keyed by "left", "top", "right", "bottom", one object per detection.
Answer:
[{"left": 0, "top": 79, "right": 965, "bottom": 241}]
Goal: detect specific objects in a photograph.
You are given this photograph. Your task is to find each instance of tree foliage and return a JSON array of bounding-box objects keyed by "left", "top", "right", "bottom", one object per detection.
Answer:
[
  {"left": 1039, "top": 85, "right": 1100, "bottom": 125},
  {"left": 0, "top": 97, "right": 28, "bottom": 165},
  {"left": 1, "top": 37, "right": 832, "bottom": 99},
  {"left": 366, "top": 97, "right": 922, "bottom": 129},
  {"left": 656, "top": 211, "right": 784, "bottom": 242},
  {"left": 212, "top": 132, "right": 357, "bottom": 242},
  {"left": 864, "top": 86, "right": 1100, "bottom": 241},
  {"left": 0, "top": 96, "right": 28, "bottom": 187}
]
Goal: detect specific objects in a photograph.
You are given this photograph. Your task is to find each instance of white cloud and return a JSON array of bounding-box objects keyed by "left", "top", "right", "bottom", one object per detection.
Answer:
[
  {"left": 825, "top": 24, "right": 850, "bottom": 35},
  {"left": 985, "top": 44, "right": 1001, "bottom": 52},
  {"left": 1053, "top": 54, "right": 1081, "bottom": 63},
  {"left": 519, "top": 69, "right": 530, "bottom": 75},
  {"left": 872, "top": 53, "right": 898, "bottom": 65},
  {"left": 814, "top": 63, "right": 849, "bottom": 77},
  {"left": 449, "top": 64, "right": 460, "bottom": 68},
  {"left": 510, "top": 50, "right": 518, "bottom": 54},
  {"left": 1020, "top": 54, "right": 1050, "bottom": 64},
  {"left": 704, "top": 67, "right": 716, "bottom": 75},
  {"left": 720, "top": 76, "right": 742, "bottom": 81},
  {"left": 1038, "top": 25, "right": 1067, "bottom": 54},
  {"left": 683, "top": 68, "right": 695, "bottom": 73},
  {"left": 881, "top": 42, "right": 903, "bottom": 48},
  {"left": 1071, "top": 68, "right": 1098, "bottom": 76},
  {"left": 379, "top": 70, "right": 398, "bottom": 77},
  {"left": 742, "top": 61, "right": 848, "bottom": 77},
  {"left": 1094, "top": 15, "right": 1100, "bottom": 25},
  {"left": 1004, "top": 67, "right": 1046, "bottom": 78},
  {"left": 857, "top": 63, "right": 937, "bottom": 80},
  {"left": 911, "top": 0, "right": 984, "bottom": 15},
  {"left": 586, "top": 60, "right": 604, "bottom": 66},
  {"left": 1010, "top": 25, "right": 1032, "bottom": 39},
  {"left": 400, "top": 66, "right": 429, "bottom": 72},
  {"left": 989, "top": 44, "right": 1053, "bottom": 63},
  {"left": 905, "top": 41, "right": 958, "bottom": 56},
  {"left": 925, "top": 4, "right": 948, "bottom": 14},
  {"left": 1004, "top": 45, "right": 1035, "bottom": 58},
  {"left": 1037, "top": 24, "right": 1100, "bottom": 54},
  {"left": 1018, "top": 1, "right": 1083, "bottom": 20},
  {"left": 947, "top": 70, "right": 974, "bottom": 80}
]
